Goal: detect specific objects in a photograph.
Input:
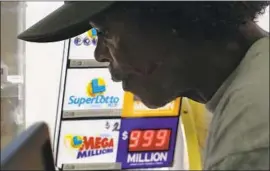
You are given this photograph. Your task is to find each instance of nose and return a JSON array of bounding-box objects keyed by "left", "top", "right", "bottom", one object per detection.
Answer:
[{"left": 94, "top": 38, "right": 111, "bottom": 63}]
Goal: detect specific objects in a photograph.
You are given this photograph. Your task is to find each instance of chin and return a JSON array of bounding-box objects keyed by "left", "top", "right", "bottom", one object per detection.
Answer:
[
  {"left": 140, "top": 98, "right": 170, "bottom": 109},
  {"left": 184, "top": 93, "right": 206, "bottom": 104},
  {"left": 126, "top": 86, "right": 172, "bottom": 109}
]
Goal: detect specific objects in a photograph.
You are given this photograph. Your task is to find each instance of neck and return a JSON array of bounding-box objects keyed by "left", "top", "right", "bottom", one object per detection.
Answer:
[{"left": 192, "top": 22, "right": 267, "bottom": 103}]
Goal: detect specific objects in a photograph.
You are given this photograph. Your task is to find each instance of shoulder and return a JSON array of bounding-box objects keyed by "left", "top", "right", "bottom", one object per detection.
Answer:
[
  {"left": 226, "top": 37, "right": 269, "bottom": 116},
  {"left": 221, "top": 37, "right": 269, "bottom": 125},
  {"left": 211, "top": 71, "right": 269, "bottom": 154},
  {"left": 204, "top": 37, "right": 269, "bottom": 169},
  {"left": 215, "top": 37, "right": 269, "bottom": 150}
]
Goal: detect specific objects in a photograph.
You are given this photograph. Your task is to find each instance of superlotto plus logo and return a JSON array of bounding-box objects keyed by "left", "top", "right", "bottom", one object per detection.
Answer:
[
  {"left": 68, "top": 78, "right": 120, "bottom": 108},
  {"left": 64, "top": 134, "right": 114, "bottom": 159},
  {"left": 74, "top": 28, "right": 98, "bottom": 46},
  {"left": 86, "top": 78, "right": 106, "bottom": 97}
]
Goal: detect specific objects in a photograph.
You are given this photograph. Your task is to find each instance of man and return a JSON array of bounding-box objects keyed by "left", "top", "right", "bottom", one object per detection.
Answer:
[{"left": 18, "top": 2, "right": 269, "bottom": 170}]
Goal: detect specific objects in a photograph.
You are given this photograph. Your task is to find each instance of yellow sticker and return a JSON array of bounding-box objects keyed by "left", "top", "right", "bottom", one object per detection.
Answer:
[{"left": 122, "top": 92, "right": 181, "bottom": 117}]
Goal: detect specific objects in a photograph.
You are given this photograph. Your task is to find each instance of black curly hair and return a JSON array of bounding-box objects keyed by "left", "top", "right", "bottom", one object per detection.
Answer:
[{"left": 117, "top": 1, "right": 269, "bottom": 40}]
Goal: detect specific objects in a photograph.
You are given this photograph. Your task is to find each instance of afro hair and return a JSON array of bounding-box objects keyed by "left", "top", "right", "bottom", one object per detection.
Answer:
[{"left": 119, "top": 1, "right": 270, "bottom": 39}]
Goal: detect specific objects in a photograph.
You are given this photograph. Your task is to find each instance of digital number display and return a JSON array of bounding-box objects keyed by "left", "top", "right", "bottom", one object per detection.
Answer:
[{"left": 128, "top": 129, "right": 171, "bottom": 152}]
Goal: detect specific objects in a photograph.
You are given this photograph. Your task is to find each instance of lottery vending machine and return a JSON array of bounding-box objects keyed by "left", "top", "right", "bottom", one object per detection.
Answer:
[
  {"left": 54, "top": 29, "right": 201, "bottom": 170},
  {"left": 53, "top": 29, "right": 124, "bottom": 170}
]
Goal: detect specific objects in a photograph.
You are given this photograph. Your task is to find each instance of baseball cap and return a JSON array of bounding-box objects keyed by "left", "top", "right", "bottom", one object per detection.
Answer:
[{"left": 17, "top": 1, "right": 115, "bottom": 42}]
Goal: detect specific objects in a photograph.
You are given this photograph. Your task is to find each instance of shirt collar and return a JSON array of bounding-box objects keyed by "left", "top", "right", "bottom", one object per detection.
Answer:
[{"left": 206, "top": 37, "right": 269, "bottom": 113}]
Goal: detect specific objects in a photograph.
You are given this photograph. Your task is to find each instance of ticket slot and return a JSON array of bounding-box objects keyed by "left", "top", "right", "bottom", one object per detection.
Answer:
[
  {"left": 62, "top": 163, "right": 121, "bottom": 170},
  {"left": 62, "top": 109, "right": 122, "bottom": 119},
  {"left": 68, "top": 59, "right": 109, "bottom": 68}
]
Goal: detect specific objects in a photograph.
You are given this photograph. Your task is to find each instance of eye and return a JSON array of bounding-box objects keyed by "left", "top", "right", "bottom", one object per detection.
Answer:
[{"left": 95, "top": 28, "right": 108, "bottom": 37}]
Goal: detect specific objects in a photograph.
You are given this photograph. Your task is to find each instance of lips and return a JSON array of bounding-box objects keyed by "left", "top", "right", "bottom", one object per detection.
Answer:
[
  {"left": 108, "top": 64, "right": 137, "bottom": 92},
  {"left": 122, "top": 80, "right": 128, "bottom": 91},
  {"left": 108, "top": 65, "right": 125, "bottom": 82},
  {"left": 111, "top": 75, "right": 122, "bottom": 82}
]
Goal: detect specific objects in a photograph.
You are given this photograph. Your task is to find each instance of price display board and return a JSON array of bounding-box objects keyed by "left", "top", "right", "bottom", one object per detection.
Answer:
[
  {"left": 116, "top": 117, "right": 179, "bottom": 169},
  {"left": 62, "top": 68, "right": 124, "bottom": 118},
  {"left": 122, "top": 92, "right": 181, "bottom": 117},
  {"left": 56, "top": 119, "right": 121, "bottom": 168}
]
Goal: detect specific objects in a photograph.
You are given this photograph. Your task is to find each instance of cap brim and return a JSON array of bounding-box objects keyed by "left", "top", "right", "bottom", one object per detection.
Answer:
[{"left": 18, "top": 1, "right": 114, "bottom": 42}]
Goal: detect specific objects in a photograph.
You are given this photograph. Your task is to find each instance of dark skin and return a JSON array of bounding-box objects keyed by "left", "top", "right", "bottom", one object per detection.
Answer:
[{"left": 89, "top": 5, "right": 267, "bottom": 109}]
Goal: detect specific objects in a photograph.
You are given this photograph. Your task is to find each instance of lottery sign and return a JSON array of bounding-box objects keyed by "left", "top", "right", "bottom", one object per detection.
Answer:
[
  {"left": 122, "top": 92, "right": 181, "bottom": 117},
  {"left": 56, "top": 119, "right": 121, "bottom": 168},
  {"left": 62, "top": 69, "right": 124, "bottom": 118},
  {"left": 116, "top": 117, "right": 179, "bottom": 169}
]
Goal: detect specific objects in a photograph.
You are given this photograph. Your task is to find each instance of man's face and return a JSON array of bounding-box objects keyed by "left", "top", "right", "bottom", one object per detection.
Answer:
[{"left": 90, "top": 7, "right": 198, "bottom": 108}]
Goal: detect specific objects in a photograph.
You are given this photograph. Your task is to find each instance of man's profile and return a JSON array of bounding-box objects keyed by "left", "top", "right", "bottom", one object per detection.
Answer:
[{"left": 18, "top": 2, "right": 269, "bottom": 170}]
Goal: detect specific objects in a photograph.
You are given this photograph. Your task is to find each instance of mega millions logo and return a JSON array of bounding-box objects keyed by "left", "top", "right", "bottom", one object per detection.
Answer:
[
  {"left": 68, "top": 78, "right": 120, "bottom": 107},
  {"left": 64, "top": 134, "right": 114, "bottom": 159},
  {"left": 74, "top": 28, "right": 98, "bottom": 46}
]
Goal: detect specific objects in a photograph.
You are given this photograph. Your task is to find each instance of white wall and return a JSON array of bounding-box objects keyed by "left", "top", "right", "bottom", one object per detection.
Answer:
[
  {"left": 257, "top": 6, "right": 269, "bottom": 32},
  {"left": 25, "top": 2, "right": 64, "bottom": 139},
  {"left": 25, "top": 3, "right": 269, "bottom": 141}
]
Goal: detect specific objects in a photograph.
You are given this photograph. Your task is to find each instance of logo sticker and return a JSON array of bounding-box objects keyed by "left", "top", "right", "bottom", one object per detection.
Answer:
[
  {"left": 64, "top": 134, "right": 115, "bottom": 159},
  {"left": 68, "top": 78, "right": 120, "bottom": 108},
  {"left": 86, "top": 78, "right": 106, "bottom": 97},
  {"left": 74, "top": 28, "right": 98, "bottom": 46}
]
